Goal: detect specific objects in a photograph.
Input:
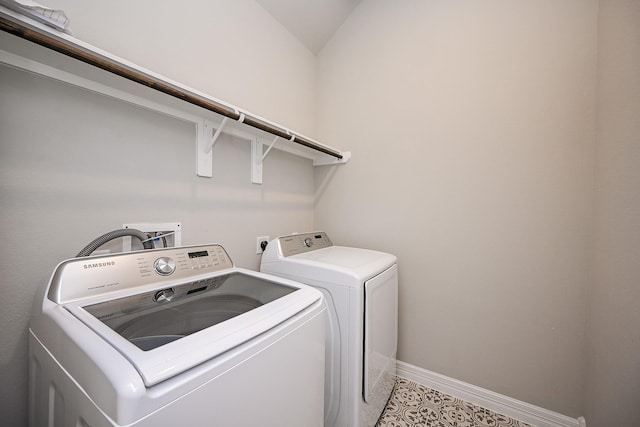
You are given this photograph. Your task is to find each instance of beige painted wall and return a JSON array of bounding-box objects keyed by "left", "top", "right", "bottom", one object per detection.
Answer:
[
  {"left": 47, "top": 0, "right": 318, "bottom": 136},
  {"left": 315, "top": 0, "right": 598, "bottom": 417},
  {"left": 0, "top": 2, "right": 317, "bottom": 425},
  {"left": 586, "top": 0, "right": 640, "bottom": 425},
  {"left": 2, "top": 1, "right": 638, "bottom": 425}
]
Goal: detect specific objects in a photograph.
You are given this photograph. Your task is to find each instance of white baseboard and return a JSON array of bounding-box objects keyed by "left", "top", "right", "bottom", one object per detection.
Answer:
[{"left": 396, "top": 361, "right": 586, "bottom": 427}]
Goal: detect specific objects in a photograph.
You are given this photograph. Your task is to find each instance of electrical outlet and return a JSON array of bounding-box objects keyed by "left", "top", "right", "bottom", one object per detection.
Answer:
[
  {"left": 256, "top": 236, "right": 270, "bottom": 254},
  {"left": 123, "top": 222, "right": 182, "bottom": 251}
]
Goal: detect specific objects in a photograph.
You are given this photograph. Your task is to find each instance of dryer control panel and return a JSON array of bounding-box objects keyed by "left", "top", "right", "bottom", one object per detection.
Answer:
[
  {"left": 48, "top": 244, "right": 233, "bottom": 304},
  {"left": 277, "top": 232, "right": 333, "bottom": 257}
]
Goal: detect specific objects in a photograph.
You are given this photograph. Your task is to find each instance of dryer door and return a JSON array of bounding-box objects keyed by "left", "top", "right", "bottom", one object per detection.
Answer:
[{"left": 363, "top": 264, "right": 398, "bottom": 403}]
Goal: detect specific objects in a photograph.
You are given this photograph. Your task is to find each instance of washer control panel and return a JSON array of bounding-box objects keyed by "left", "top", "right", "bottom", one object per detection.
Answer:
[
  {"left": 278, "top": 232, "right": 333, "bottom": 257},
  {"left": 48, "top": 244, "right": 233, "bottom": 304}
]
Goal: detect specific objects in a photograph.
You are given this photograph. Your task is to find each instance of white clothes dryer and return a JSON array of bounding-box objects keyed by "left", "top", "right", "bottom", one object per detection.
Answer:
[
  {"left": 29, "top": 244, "right": 326, "bottom": 427},
  {"left": 260, "top": 232, "right": 398, "bottom": 427}
]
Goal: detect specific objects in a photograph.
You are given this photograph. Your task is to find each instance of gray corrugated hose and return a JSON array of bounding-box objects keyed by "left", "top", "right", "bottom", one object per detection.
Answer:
[{"left": 76, "top": 228, "right": 153, "bottom": 257}]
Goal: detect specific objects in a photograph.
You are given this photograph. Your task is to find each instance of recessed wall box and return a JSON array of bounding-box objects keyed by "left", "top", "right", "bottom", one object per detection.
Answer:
[{"left": 123, "top": 222, "right": 182, "bottom": 252}]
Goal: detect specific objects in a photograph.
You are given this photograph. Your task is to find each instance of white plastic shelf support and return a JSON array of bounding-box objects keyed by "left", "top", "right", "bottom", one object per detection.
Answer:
[
  {"left": 260, "top": 136, "right": 281, "bottom": 164},
  {"left": 196, "top": 120, "right": 216, "bottom": 177},
  {"left": 251, "top": 139, "right": 263, "bottom": 184},
  {"left": 197, "top": 118, "right": 236, "bottom": 178},
  {"left": 206, "top": 117, "right": 229, "bottom": 153}
]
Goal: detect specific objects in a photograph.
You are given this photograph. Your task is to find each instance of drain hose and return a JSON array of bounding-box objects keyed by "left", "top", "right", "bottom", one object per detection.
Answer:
[{"left": 76, "top": 228, "right": 153, "bottom": 257}]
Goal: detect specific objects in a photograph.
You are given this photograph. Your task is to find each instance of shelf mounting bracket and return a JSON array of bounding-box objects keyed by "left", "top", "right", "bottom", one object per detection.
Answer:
[
  {"left": 259, "top": 136, "right": 280, "bottom": 164},
  {"left": 205, "top": 117, "right": 229, "bottom": 153},
  {"left": 251, "top": 138, "right": 263, "bottom": 184},
  {"left": 197, "top": 117, "right": 237, "bottom": 177},
  {"left": 197, "top": 119, "right": 214, "bottom": 177}
]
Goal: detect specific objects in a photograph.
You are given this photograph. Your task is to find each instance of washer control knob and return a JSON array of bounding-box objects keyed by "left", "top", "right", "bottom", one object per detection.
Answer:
[
  {"left": 303, "top": 238, "right": 313, "bottom": 248},
  {"left": 153, "top": 288, "right": 175, "bottom": 303},
  {"left": 154, "top": 257, "right": 176, "bottom": 276}
]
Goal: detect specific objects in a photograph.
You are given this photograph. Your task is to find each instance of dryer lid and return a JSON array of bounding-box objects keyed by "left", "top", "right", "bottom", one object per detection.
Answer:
[{"left": 261, "top": 232, "right": 396, "bottom": 286}]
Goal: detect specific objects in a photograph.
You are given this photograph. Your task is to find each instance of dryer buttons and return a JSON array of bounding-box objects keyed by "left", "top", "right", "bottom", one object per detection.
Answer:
[
  {"left": 303, "top": 238, "right": 314, "bottom": 248},
  {"left": 154, "top": 257, "right": 176, "bottom": 276}
]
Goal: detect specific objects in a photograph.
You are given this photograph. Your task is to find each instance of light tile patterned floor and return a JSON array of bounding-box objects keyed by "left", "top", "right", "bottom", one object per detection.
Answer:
[{"left": 376, "top": 378, "right": 534, "bottom": 427}]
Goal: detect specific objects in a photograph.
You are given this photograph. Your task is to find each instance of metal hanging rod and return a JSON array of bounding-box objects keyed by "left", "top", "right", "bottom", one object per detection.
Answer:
[{"left": 0, "top": 13, "right": 344, "bottom": 160}]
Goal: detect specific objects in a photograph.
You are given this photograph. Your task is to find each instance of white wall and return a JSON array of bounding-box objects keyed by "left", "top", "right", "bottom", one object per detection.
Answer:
[
  {"left": 48, "top": 0, "right": 317, "bottom": 136},
  {"left": 315, "top": 0, "right": 598, "bottom": 418},
  {"left": 0, "top": 2, "right": 317, "bottom": 425},
  {"left": 586, "top": 0, "right": 640, "bottom": 425},
  {"left": 3, "top": 2, "right": 639, "bottom": 425}
]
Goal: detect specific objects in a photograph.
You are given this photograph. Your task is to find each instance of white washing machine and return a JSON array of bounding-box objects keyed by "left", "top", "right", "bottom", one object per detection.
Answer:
[
  {"left": 260, "top": 232, "right": 398, "bottom": 427},
  {"left": 29, "top": 243, "right": 326, "bottom": 427}
]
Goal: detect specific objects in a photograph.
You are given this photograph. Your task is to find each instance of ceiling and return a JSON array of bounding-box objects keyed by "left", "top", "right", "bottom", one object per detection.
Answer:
[{"left": 256, "top": 0, "right": 363, "bottom": 54}]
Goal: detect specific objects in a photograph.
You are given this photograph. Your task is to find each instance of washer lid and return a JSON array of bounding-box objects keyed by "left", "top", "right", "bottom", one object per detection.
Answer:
[{"left": 64, "top": 268, "right": 321, "bottom": 386}]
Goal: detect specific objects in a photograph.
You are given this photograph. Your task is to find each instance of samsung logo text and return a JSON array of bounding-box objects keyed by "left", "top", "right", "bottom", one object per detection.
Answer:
[{"left": 83, "top": 261, "right": 116, "bottom": 269}]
